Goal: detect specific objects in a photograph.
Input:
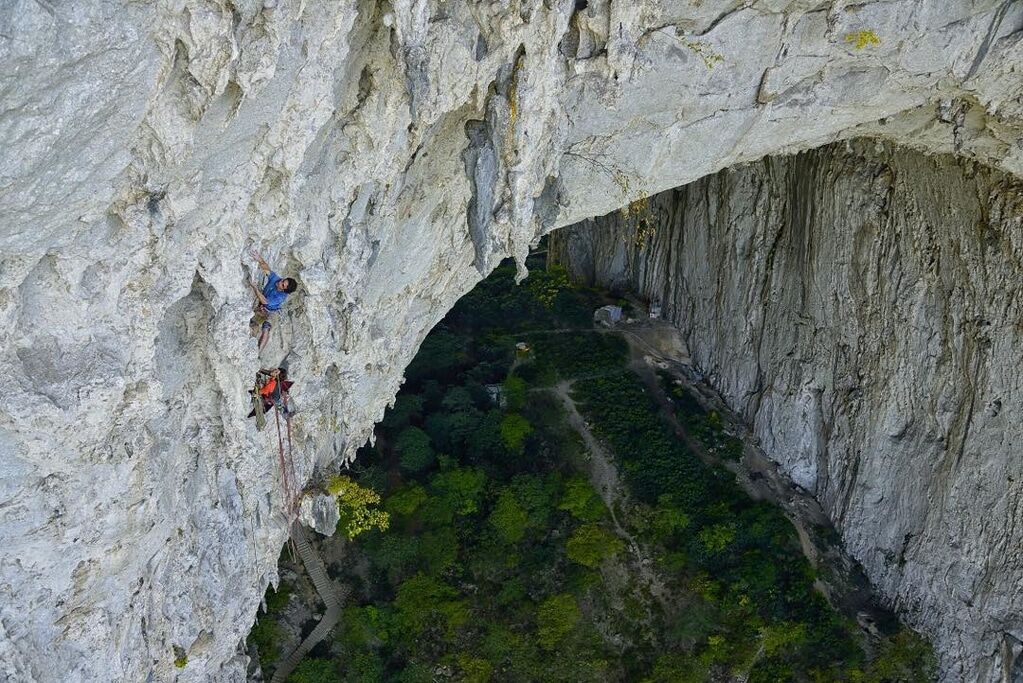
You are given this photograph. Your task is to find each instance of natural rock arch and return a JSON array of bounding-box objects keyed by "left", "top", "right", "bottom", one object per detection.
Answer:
[{"left": 1, "top": 1, "right": 1021, "bottom": 681}]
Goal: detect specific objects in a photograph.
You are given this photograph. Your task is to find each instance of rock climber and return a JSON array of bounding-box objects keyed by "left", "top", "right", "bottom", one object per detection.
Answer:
[
  {"left": 249, "top": 250, "right": 298, "bottom": 353},
  {"left": 248, "top": 368, "right": 295, "bottom": 429}
]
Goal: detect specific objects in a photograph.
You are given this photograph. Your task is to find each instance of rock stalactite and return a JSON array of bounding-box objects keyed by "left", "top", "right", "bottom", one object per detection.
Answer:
[
  {"left": 2, "top": 1, "right": 1023, "bottom": 680},
  {"left": 549, "top": 140, "right": 1023, "bottom": 681}
]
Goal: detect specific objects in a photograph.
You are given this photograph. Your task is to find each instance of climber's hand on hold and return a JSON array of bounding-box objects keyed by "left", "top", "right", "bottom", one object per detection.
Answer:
[
  {"left": 250, "top": 282, "right": 268, "bottom": 305},
  {"left": 249, "top": 248, "right": 271, "bottom": 273}
]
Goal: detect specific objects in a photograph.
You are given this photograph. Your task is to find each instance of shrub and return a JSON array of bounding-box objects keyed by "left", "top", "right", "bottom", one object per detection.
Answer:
[
  {"left": 458, "top": 654, "right": 494, "bottom": 683},
  {"left": 394, "top": 574, "right": 469, "bottom": 638},
  {"left": 698, "top": 523, "right": 736, "bottom": 554}
]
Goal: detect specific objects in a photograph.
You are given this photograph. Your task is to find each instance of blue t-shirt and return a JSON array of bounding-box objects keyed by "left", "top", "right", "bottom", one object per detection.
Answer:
[{"left": 262, "top": 271, "right": 290, "bottom": 311}]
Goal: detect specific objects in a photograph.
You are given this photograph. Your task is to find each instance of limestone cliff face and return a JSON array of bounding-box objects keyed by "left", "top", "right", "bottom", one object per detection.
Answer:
[
  {"left": 550, "top": 141, "right": 1023, "bottom": 681},
  {"left": 2, "top": 0, "right": 1023, "bottom": 680}
]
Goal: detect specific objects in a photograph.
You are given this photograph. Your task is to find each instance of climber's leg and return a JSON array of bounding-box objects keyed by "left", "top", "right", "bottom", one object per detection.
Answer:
[{"left": 257, "top": 319, "right": 272, "bottom": 353}]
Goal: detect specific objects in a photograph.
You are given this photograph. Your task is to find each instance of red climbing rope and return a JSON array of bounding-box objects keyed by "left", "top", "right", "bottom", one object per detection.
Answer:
[
  {"left": 272, "top": 405, "right": 299, "bottom": 560},
  {"left": 282, "top": 391, "right": 299, "bottom": 511},
  {"left": 273, "top": 406, "right": 293, "bottom": 516}
]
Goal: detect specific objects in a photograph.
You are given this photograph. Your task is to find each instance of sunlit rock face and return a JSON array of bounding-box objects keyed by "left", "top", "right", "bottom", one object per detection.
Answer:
[
  {"left": 550, "top": 140, "right": 1023, "bottom": 681},
  {"left": 1, "top": 0, "right": 1021, "bottom": 680}
]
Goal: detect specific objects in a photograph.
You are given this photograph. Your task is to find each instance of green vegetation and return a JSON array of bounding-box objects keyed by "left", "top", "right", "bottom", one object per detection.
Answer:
[
  {"left": 248, "top": 581, "right": 292, "bottom": 671},
  {"left": 251, "top": 255, "right": 935, "bottom": 682},
  {"left": 660, "top": 372, "right": 744, "bottom": 460}
]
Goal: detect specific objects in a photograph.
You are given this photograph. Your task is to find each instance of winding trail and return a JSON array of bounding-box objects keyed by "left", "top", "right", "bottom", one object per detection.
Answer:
[
  {"left": 270, "top": 526, "right": 348, "bottom": 683},
  {"left": 551, "top": 380, "right": 670, "bottom": 606}
]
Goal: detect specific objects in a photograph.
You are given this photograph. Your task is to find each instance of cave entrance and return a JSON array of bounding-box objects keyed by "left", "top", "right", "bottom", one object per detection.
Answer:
[{"left": 249, "top": 217, "right": 937, "bottom": 680}]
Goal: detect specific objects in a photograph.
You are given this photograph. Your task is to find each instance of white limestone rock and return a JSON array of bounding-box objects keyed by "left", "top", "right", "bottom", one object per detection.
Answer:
[
  {"left": 549, "top": 140, "right": 1023, "bottom": 681},
  {"left": 297, "top": 494, "right": 340, "bottom": 538},
  {"left": 1, "top": 1, "right": 1022, "bottom": 680}
]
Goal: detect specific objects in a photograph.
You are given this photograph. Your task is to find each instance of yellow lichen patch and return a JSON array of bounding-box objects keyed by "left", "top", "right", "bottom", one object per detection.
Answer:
[
  {"left": 845, "top": 30, "right": 881, "bottom": 50},
  {"left": 678, "top": 34, "right": 724, "bottom": 69}
]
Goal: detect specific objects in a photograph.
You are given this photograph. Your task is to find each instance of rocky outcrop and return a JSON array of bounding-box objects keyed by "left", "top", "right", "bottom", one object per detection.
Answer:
[
  {"left": 549, "top": 140, "right": 1023, "bottom": 681},
  {"left": 2, "top": 1, "right": 1023, "bottom": 680}
]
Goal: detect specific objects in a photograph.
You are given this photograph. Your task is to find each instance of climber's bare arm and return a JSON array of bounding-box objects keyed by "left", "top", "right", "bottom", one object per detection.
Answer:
[
  {"left": 250, "top": 281, "right": 268, "bottom": 305},
  {"left": 249, "top": 248, "right": 271, "bottom": 274}
]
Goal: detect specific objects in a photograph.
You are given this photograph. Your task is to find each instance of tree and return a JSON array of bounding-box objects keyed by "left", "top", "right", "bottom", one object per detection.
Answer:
[
  {"left": 566, "top": 524, "right": 625, "bottom": 568},
  {"left": 431, "top": 467, "right": 486, "bottom": 516},
  {"left": 394, "top": 574, "right": 469, "bottom": 638},
  {"left": 558, "top": 477, "right": 605, "bottom": 522},
  {"left": 503, "top": 374, "right": 527, "bottom": 411},
  {"left": 650, "top": 495, "right": 690, "bottom": 540},
  {"left": 328, "top": 475, "right": 390, "bottom": 539},
  {"left": 287, "top": 658, "right": 341, "bottom": 683},
  {"left": 458, "top": 654, "right": 494, "bottom": 683},
  {"left": 862, "top": 629, "right": 937, "bottom": 682},
  {"left": 698, "top": 522, "right": 736, "bottom": 554},
  {"left": 395, "top": 426, "right": 436, "bottom": 473},
  {"left": 500, "top": 414, "right": 533, "bottom": 454},
  {"left": 536, "top": 594, "right": 581, "bottom": 649},
  {"left": 442, "top": 386, "right": 477, "bottom": 413},
  {"left": 490, "top": 489, "right": 529, "bottom": 543},
  {"left": 381, "top": 394, "right": 423, "bottom": 432},
  {"left": 385, "top": 484, "right": 428, "bottom": 517}
]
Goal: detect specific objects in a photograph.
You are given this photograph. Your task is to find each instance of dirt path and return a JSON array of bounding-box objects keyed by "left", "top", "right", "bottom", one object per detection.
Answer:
[{"left": 550, "top": 380, "right": 671, "bottom": 607}]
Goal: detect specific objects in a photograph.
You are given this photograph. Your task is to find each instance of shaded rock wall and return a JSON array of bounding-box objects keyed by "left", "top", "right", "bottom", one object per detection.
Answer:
[
  {"left": 549, "top": 140, "right": 1023, "bottom": 681},
  {"left": 2, "top": 0, "right": 1023, "bottom": 680}
]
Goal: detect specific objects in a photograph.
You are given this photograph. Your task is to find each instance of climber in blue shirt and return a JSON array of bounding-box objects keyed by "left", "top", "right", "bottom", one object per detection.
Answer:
[{"left": 249, "top": 250, "right": 299, "bottom": 353}]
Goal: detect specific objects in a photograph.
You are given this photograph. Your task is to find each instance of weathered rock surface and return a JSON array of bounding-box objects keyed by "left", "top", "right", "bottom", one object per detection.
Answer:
[
  {"left": 550, "top": 140, "right": 1023, "bottom": 681},
  {"left": 1, "top": 0, "right": 1022, "bottom": 680}
]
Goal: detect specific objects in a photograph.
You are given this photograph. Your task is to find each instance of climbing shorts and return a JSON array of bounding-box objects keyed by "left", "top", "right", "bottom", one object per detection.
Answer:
[{"left": 252, "top": 304, "right": 277, "bottom": 332}]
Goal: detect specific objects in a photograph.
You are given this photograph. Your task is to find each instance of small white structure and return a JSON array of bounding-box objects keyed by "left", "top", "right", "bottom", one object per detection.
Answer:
[
  {"left": 649, "top": 299, "right": 662, "bottom": 319},
  {"left": 594, "top": 305, "right": 623, "bottom": 327},
  {"left": 485, "top": 383, "right": 506, "bottom": 408}
]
